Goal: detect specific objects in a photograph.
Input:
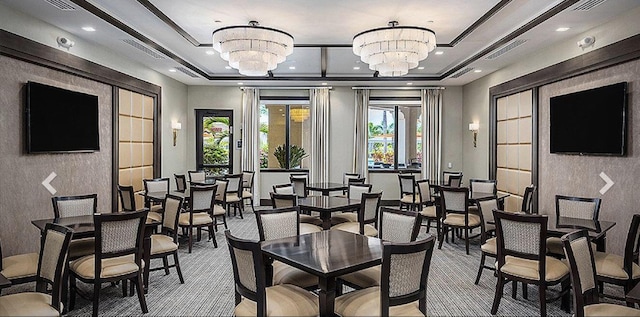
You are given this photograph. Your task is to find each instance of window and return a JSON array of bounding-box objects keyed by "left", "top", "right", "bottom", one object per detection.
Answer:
[
  {"left": 368, "top": 103, "right": 422, "bottom": 170},
  {"left": 259, "top": 102, "right": 311, "bottom": 169},
  {"left": 195, "top": 109, "right": 233, "bottom": 175}
]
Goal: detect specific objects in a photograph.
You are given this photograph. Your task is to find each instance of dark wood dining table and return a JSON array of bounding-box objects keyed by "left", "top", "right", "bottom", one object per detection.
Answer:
[
  {"left": 306, "top": 182, "right": 348, "bottom": 196},
  {"left": 298, "top": 196, "right": 361, "bottom": 230},
  {"left": 261, "top": 230, "right": 383, "bottom": 317},
  {"left": 31, "top": 213, "right": 160, "bottom": 293}
]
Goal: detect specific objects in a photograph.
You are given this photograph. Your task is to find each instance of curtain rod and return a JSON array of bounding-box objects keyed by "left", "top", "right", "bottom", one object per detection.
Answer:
[
  {"left": 351, "top": 86, "right": 445, "bottom": 90},
  {"left": 240, "top": 86, "right": 333, "bottom": 90}
]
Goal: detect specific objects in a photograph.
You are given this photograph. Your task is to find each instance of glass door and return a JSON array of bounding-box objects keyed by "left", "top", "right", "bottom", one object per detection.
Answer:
[{"left": 196, "top": 109, "right": 233, "bottom": 175}]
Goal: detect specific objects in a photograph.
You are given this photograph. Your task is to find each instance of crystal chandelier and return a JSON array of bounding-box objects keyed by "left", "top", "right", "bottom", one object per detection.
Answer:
[
  {"left": 212, "top": 21, "right": 294, "bottom": 76},
  {"left": 353, "top": 21, "right": 436, "bottom": 77},
  {"left": 290, "top": 108, "right": 310, "bottom": 122}
]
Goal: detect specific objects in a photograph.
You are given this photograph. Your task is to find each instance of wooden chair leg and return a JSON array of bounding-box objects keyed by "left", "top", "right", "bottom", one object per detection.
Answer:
[
  {"left": 475, "top": 253, "right": 486, "bottom": 285},
  {"left": 511, "top": 280, "right": 517, "bottom": 299},
  {"left": 465, "top": 227, "right": 470, "bottom": 255},
  {"left": 135, "top": 274, "right": 148, "bottom": 314},
  {"left": 522, "top": 282, "right": 528, "bottom": 299},
  {"left": 188, "top": 228, "right": 193, "bottom": 253},
  {"left": 173, "top": 252, "right": 185, "bottom": 284},
  {"left": 122, "top": 279, "right": 128, "bottom": 297},
  {"left": 238, "top": 202, "right": 244, "bottom": 219},
  {"left": 491, "top": 277, "right": 505, "bottom": 315},
  {"left": 162, "top": 256, "right": 170, "bottom": 275},
  {"left": 210, "top": 224, "right": 218, "bottom": 248},
  {"left": 70, "top": 275, "right": 77, "bottom": 310},
  {"left": 438, "top": 226, "right": 446, "bottom": 249},
  {"left": 539, "top": 284, "right": 547, "bottom": 317},
  {"left": 92, "top": 281, "right": 101, "bottom": 317},
  {"left": 223, "top": 214, "right": 228, "bottom": 229}
]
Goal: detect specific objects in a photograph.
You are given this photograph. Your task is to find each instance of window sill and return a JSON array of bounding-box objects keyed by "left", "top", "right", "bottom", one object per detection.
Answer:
[
  {"left": 368, "top": 168, "right": 421, "bottom": 174},
  {"left": 260, "top": 168, "right": 309, "bottom": 173}
]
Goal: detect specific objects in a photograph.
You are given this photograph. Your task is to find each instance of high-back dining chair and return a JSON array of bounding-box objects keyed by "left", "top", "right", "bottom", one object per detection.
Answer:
[
  {"left": 290, "top": 176, "right": 308, "bottom": 198},
  {"left": 188, "top": 170, "right": 206, "bottom": 183},
  {"left": 225, "top": 174, "right": 244, "bottom": 219},
  {"left": 225, "top": 231, "right": 319, "bottom": 317},
  {"left": 470, "top": 179, "right": 497, "bottom": 196},
  {"left": 52, "top": 194, "right": 97, "bottom": 259},
  {"left": 343, "top": 173, "right": 360, "bottom": 186},
  {"left": 241, "top": 171, "right": 255, "bottom": 212},
  {"left": 443, "top": 171, "right": 462, "bottom": 186},
  {"left": 474, "top": 197, "right": 499, "bottom": 285},
  {"left": 331, "top": 183, "right": 373, "bottom": 224},
  {"left": 562, "top": 229, "right": 640, "bottom": 316},
  {"left": 273, "top": 183, "right": 295, "bottom": 195},
  {"left": 0, "top": 223, "right": 72, "bottom": 316},
  {"left": 117, "top": 185, "right": 136, "bottom": 211},
  {"left": 331, "top": 192, "right": 382, "bottom": 237},
  {"left": 174, "top": 174, "right": 187, "bottom": 193},
  {"left": 335, "top": 236, "right": 436, "bottom": 317},
  {"left": 69, "top": 210, "right": 149, "bottom": 317},
  {"left": 149, "top": 194, "right": 185, "bottom": 284},
  {"left": 547, "top": 195, "right": 602, "bottom": 257},
  {"left": 448, "top": 174, "right": 463, "bottom": 187},
  {"left": 143, "top": 177, "right": 170, "bottom": 222},
  {"left": 213, "top": 180, "right": 229, "bottom": 231},
  {"left": 416, "top": 179, "right": 440, "bottom": 237},
  {"left": 398, "top": 174, "right": 418, "bottom": 210},
  {"left": 178, "top": 185, "right": 218, "bottom": 253},
  {"left": 437, "top": 187, "right": 480, "bottom": 254},
  {"left": 270, "top": 192, "right": 297, "bottom": 208},
  {"left": 522, "top": 184, "right": 536, "bottom": 214}
]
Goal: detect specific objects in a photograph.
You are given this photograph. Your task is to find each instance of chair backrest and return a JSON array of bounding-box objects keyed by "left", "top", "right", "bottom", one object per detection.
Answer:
[
  {"left": 398, "top": 174, "right": 416, "bottom": 196},
  {"left": 273, "top": 183, "right": 295, "bottom": 194},
  {"left": 476, "top": 198, "right": 499, "bottom": 243},
  {"left": 270, "top": 192, "right": 297, "bottom": 208},
  {"left": 289, "top": 176, "right": 308, "bottom": 198},
  {"left": 242, "top": 171, "right": 255, "bottom": 190},
  {"left": 416, "top": 179, "right": 432, "bottom": 204},
  {"left": 215, "top": 180, "right": 228, "bottom": 204},
  {"left": 343, "top": 173, "right": 361, "bottom": 185},
  {"left": 35, "top": 223, "right": 73, "bottom": 313},
  {"left": 144, "top": 178, "right": 170, "bottom": 194},
  {"left": 255, "top": 207, "right": 300, "bottom": 241},
  {"left": 379, "top": 236, "right": 435, "bottom": 316},
  {"left": 225, "top": 230, "right": 268, "bottom": 315},
  {"left": 225, "top": 174, "right": 243, "bottom": 194},
  {"left": 161, "top": 194, "right": 184, "bottom": 240},
  {"left": 439, "top": 186, "right": 469, "bottom": 219},
  {"left": 52, "top": 194, "right": 98, "bottom": 218},
  {"left": 470, "top": 179, "right": 497, "bottom": 196},
  {"left": 522, "top": 184, "right": 536, "bottom": 214},
  {"left": 117, "top": 185, "right": 136, "bottom": 211},
  {"left": 347, "top": 183, "right": 372, "bottom": 199},
  {"left": 357, "top": 192, "right": 382, "bottom": 233},
  {"left": 188, "top": 170, "right": 206, "bottom": 183},
  {"left": 189, "top": 185, "right": 217, "bottom": 215},
  {"left": 94, "top": 210, "right": 148, "bottom": 275},
  {"left": 174, "top": 174, "right": 187, "bottom": 192},
  {"left": 493, "top": 210, "right": 547, "bottom": 276},
  {"left": 443, "top": 171, "right": 462, "bottom": 186},
  {"left": 562, "top": 229, "right": 600, "bottom": 316},
  {"left": 555, "top": 195, "right": 601, "bottom": 221},
  {"left": 347, "top": 177, "right": 366, "bottom": 186},
  {"left": 378, "top": 207, "right": 422, "bottom": 242},
  {"left": 623, "top": 214, "right": 640, "bottom": 283},
  {"left": 290, "top": 172, "right": 309, "bottom": 181},
  {"left": 448, "top": 174, "right": 463, "bottom": 187}
]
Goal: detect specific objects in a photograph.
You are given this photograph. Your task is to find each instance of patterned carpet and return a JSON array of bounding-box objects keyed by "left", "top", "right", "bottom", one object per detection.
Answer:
[{"left": 3, "top": 207, "right": 625, "bottom": 316}]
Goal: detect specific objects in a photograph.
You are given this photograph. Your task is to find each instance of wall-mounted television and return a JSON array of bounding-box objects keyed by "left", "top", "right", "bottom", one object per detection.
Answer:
[
  {"left": 26, "top": 82, "right": 100, "bottom": 153},
  {"left": 550, "top": 82, "right": 627, "bottom": 156}
]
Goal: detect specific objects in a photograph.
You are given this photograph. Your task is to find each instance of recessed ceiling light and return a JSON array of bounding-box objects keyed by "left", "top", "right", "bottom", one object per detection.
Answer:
[
  {"left": 474, "top": 69, "right": 482, "bottom": 73},
  {"left": 556, "top": 27, "right": 570, "bottom": 32},
  {"left": 237, "top": 82, "right": 243, "bottom": 85},
  {"left": 321, "top": 83, "right": 328, "bottom": 86},
  {"left": 289, "top": 66, "right": 296, "bottom": 70},
  {"left": 225, "top": 66, "right": 231, "bottom": 69},
  {"left": 406, "top": 82, "right": 413, "bottom": 85},
  {"left": 169, "top": 69, "right": 177, "bottom": 72},
  {"left": 82, "top": 26, "right": 96, "bottom": 32},
  {"left": 205, "top": 50, "right": 215, "bottom": 55},
  {"left": 418, "top": 66, "right": 425, "bottom": 70},
  {"left": 214, "top": 20, "right": 222, "bottom": 23},
  {"left": 435, "top": 51, "right": 444, "bottom": 55},
  {"left": 353, "top": 66, "right": 360, "bottom": 70}
]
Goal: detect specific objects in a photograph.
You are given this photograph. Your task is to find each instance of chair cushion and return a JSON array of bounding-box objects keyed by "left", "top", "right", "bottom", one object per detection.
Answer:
[
  {"left": 273, "top": 261, "right": 318, "bottom": 289},
  {"left": 335, "top": 286, "right": 423, "bottom": 317},
  {"left": 178, "top": 213, "right": 213, "bottom": 226},
  {"left": 150, "top": 234, "right": 178, "bottom": 255},
  {"left": 443, "top": 214, "right": 481, "bottom": 227},
  {"left": 150, "top": 205, "right": 163, "bottom": 213},
  {"left": 1, "top": 252, "right": 38, "bottom": 280},
  {"left": 242, "top": 191, "right": 252, "bottom": 198},
  {"left": 147, "top": 211, "right": 163, "bottom": 222},
  {"left": 594, "top": 251, "right": 640, "bottom": 280},
  {"left": 481, "top": 237, "right": 497, "bottom": 255},
  {"left": 0, "top": 292, "right": 61, "bottom": 316},
  {"left": 331, "top": 212, "right": 358, "bottom": 223},
  {"left": 299, "top": 223, "right": 322, "bottom": 235},
  {"left": 234, "top": 284, "right": 318, "bottom": 317},
  {"left": 299, "top": 214, "right": 323, "bottom": 226},
  {"left": 584, "top": 303, "right": 640, "bottom": 316},
  {"left": 400, "top": 194, "right": 417, "bottom": 204},
  {"left": 69, "top": 237, "right": 95, "bottom": 259},
  {"left": 499, "top": 255, "right": 569, "bottom": 282},
  {"left": 420, "top": 205, "right": 437, "bottom": 218},
  {"left": 226, "top": 194, "right": 241, "bottom": 203},
  {"left": 339, "top": 265, "right": 380, "bottom": 288},
  {"left": 331, "top": 222, "right": 378, "bottom": 237},
  {"left": 213, "top": 205, "right": 226, "bottom": 216},
  {"left": 70, "top": 254, "right": 141, "bottom": 279}
]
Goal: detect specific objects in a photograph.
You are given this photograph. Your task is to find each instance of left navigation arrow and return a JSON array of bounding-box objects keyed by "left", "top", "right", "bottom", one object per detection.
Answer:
[{"left": 42, "top": 172, "right": 57, "bottom": 195}]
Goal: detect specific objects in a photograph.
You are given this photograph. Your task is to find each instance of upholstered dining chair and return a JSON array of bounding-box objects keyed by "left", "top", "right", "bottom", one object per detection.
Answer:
[
  {"left": 241, "top": 170, "right": 255, "bottom": 212},
  {"left": 187, "top": 170, "right": 206, "bottom": 183},
  {"left": 437, "top": 187, "right": 481, "bottom": 255},
  {"left": 0, "top": 223, "right": 72, "bottom": 316},
  {"left": 416, "top": 179, "right": 440, "bottom": 237},
  {"left": 290, "top": 176, "right": 308, "bottom": 199},
  {"left": 491, "top": 210, "right": 571, "bottom": 317},
  {"left": 225, "top": 230, "right": 319, "bottom": 317},
  {"left": 213, "top": 180, "right": 229, "bottom": 231},
  {"left": 143, "top": 177, "right": 170, "bottom": 222},
  {"left": 334, "top": 236, "right": 436, "bottom": 317},
  {"left": 338, "top": 208, "right": 423, "bottom": 290},
  {"left": 273, "top": 183, "right": 295, "bottom": 195},
  {"left": 117, "top": 185, "right": 136, "bottom": 211},
  {"left": 592, "top": 214, "right": 640, "bottom": 304},
  {"left": 224, "top": 174, "right": 244, "bottom": 219},
  {"left": 443, "top": 171, "right": 463, "bottom": 186},
  {"left": 52, "top": 194, "right": 97, "bottom": 259},
  {"left": 562, "top": 229, "right": 640, "bottom": 316},
  {"left": 69, "top": 210, "right": 149, "bottom": 317},
  {"left": 174, "top": 174, "right": 187, "bottom": 193},
  {"left": 331, "top": 192, "right": 382, "bottom": 237},
  {"left": 178, "top": 185, "right": 218, "bottom": 253},
  {"left": 398, "top": 174, "right": 418, "bottom": 210},
  {"left": 522, "top": 184, "right": 536, "bottom": 214},
  {"left": 448, "top": 174, "right": 463, "bottom": 187},
  {"left": 469, "top": 179, "right": 497, "bottom": 196},
  {"left": 255, "top": 207, "right": 320, "bottom": 290},
  {"left": 547, "top": 195, "right": 601, "bottom": 257},
  {"left": 149, "top": 194, "right": 185, "bottom": 284},
  {"left": 331, "top": 183, "right": 372, "bottom": 223},
  {"left": 0, "top": 241, "right": 39, "bottom": 293},
  {"left": 474, "top": 197, "right": 499, "bottom": 285},
  {"left": 270, "top": 192, "right": 321, "bottom": 227}
]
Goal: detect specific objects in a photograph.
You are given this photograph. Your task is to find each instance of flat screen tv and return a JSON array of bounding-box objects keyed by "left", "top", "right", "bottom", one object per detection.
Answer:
[
  {"left": 549, "top": 82, "right": 627, "bottom": 156},
  {"left": 26, "top": 82, "right": 100, "bottom": 153}
]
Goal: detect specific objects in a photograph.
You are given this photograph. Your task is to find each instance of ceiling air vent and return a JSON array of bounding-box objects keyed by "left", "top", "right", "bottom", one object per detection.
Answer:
[
  {"left": 451, "top": 67, "right": 474, "bottom": 79},
  {"left": 121, "top": 39, "right": 165, "bottom": 59},
  {"left": 485, "top": 39, "right": 527, "bottom": 60},
  {"left": 175, "top": 67, "right": 199, "bottom": 78},
  {"left": 572, "top": 0, "right": 606, "bottom": 11},
  {"left": 44, "top": 0, "right": 75, "bottom": 11}
]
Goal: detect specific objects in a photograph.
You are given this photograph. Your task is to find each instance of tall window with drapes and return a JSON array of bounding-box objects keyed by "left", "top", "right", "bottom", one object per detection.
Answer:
[
  {"left": 421, "top": 89, "right": 443, "bottom": 182},
  {"left": 241, "top": 88, "right": 260, "bottom": 204},
  {"left": 309, "top": 88, "right": 330, "bottom": 183},
  {"left": 353, "top": 89, "right": 370, "bottom": 179}
]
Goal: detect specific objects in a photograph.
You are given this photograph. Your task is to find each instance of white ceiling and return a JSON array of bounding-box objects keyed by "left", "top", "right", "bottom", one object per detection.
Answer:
[{"left": 2, "top": 0, "right": 639, "bottom": 86}]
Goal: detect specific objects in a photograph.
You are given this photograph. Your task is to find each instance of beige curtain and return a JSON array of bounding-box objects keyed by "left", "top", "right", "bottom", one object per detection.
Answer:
[
  {"left": 353, "top": 89, "right": 370, "bottom": 180},
  {"left": 421, "top": 89, "right": 443, "bottom": 182},
  {"left": 241, "top": 88, "right": 260, "bottom": 205},
  {"left": 309, "top": 88, "right": 330, "bottom": 184}
]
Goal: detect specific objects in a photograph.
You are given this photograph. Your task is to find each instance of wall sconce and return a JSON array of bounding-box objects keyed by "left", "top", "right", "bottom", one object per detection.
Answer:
[
  {"left": 469, "top": 122, "right": 479, "bottom": 148},
  {"left": 171, "top": 121, "right": 181, "bottom": 146}
]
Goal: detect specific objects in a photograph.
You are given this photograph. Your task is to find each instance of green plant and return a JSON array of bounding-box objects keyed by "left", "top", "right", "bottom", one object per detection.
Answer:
[{"left": 273, "top": 144, "right": 308, "bottom": 168}]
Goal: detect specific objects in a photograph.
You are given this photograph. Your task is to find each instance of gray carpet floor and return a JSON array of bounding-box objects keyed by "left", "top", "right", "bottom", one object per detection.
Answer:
[{"left": 3, "top": 207, "right": 626, "bottom": 316}]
